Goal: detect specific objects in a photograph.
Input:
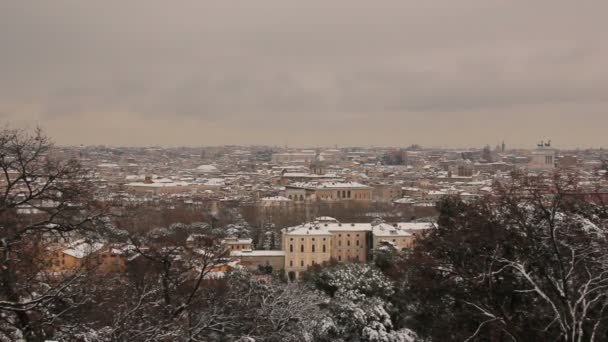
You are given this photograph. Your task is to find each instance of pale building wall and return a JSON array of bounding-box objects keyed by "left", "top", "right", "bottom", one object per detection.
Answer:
[
  {"left": 330, "top": 230, "right": 367, "bottom": 262},
  {"left": 530, "top": 148, "right": 556, "bottom": 170},
  {"left": 283, "top": 233, "right": 332, "bottom": 277}
]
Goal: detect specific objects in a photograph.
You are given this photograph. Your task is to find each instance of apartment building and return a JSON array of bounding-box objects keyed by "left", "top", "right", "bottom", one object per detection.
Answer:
[{"left": 281, "top": 218, "right": 433, "bottom": 278}]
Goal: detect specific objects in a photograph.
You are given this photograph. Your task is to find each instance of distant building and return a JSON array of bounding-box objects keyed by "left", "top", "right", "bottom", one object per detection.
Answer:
[
  {"left": 271, "top": 152, "right": 316, "bottom": 165},
  {"left": 221, "top": 237, "right": 253, "bottom": 251},
  {"left": 230, "top": 250, "right": 286, "bottom": 272},
  {"left": 557, "top": 155, "right": 578, "bottom": 169},
  {"left": 372, "top": 184, "right": 402, "bottom": 203},
  {"left": 281, "top": 218, "right": 433, "bottom": 279},
  {"left": 46, "top": 241, "right": 138, "bottom": 274},
  {"left": 529, "top": 141, "right": 557, "bottom": 170},
  {"left": 284, "top": 182, "right": 373, "bottom": 203}
]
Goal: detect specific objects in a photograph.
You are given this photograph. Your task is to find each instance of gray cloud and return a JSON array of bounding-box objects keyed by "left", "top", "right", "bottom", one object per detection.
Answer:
[{"left": 0, "top": 0, "right": 607, "bottom": 147}]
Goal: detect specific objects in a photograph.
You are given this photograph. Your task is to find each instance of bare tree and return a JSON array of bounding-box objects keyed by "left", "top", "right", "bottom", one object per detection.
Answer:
[
  {"left": 105, "top": 222, "right": 231, "bottom": 341},
  {"left": 0, "top": 127, "right": 106, "bottom": 340}
]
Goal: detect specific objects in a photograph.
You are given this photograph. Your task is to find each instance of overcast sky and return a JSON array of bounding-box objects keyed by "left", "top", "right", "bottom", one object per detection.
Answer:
[{"left": 1, "top": 1, "right": 607, "bottom": 148}]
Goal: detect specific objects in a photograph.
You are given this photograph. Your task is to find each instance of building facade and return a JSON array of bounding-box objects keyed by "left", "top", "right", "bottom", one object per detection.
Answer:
[{"left": 280, "top": 218, "right": 433, "bottom": 278}]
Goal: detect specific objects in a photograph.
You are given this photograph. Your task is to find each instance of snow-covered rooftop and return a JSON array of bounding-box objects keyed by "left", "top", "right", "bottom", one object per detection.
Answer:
[
  {"left": 231, "top": 250, "right": 286, "bottom": 257},
  {"left": 284, "top": 221, "right": 434, "bottom": 236},
  {"left": 261, "top": 196, "right": 292, "bottom": 202},
  {"left": 288, "top": 181, "right": 371, "bottom": 190},
  {"left": 63, "top": 240, "right": 104, "bottom": 259},
  {"left": 194, "top": 164, "right": 219, "bottom": 173}
]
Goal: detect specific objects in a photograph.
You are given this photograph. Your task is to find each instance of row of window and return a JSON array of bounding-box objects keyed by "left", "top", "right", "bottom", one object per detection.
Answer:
[
  {"left": 337, "top": 240, "right": 360, "bottom": 247},
  {"left": 230, "top": 245, "right": 248, "bottom": 250},
  {"left": 288, "top": 241, "right": 363, "bottom": 249},
  {"left": 290, "top": 244, "right": 327, "bottom": 253},
  {"left": 318, "top": 191, "right": 371, "bottom": 200}
]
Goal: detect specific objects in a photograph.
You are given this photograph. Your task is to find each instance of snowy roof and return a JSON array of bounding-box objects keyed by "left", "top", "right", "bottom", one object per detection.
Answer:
[
  {"left": 261, "top": 196, "right": 292, "bottom": 202},
  {"left": 287, "top": 181, "right": 371, "bottom": 190},
  {"left": 97, "top": 163, "right": 119, "bottom": 168},
  {"left": 372, "top": 223, "right": 413, "bottom": 237},
  {"left": 125, "top": 181, "right": 190, "bottom": 188},
  {"left": 282, "top": 173, "right": 339, "bottom": 178},
  {"left": 283, "top": 223, "right": 335, "bottom": 235},
  {"left": 199, "top": 178, "right": 225, "bottom": 186},
  {"left": 314, "top": 216, "right": 339, "bottom": 223},
  {"left": 63, "top": 240, "right": 104, "bottom": 259},
  {"left": 222, "top": 238, "right": 253, "bottom": 245},
  {"left": 195, "top": 164, "right": 219, "bottom": 172},
  {"left": 394, "top": 222, "right": 435, "bottom": 231},
  {"left": 231, "top": 250, "right": 286, "bottom": 257},
  {"left": 273, "top": 152, "right": 315, "bottom": 156},
  {"left": 284, "top": 222, "right": 371, "bottom": 235},
  {"left": 393, "top": 197, "right": 416, "bottom": 204}
]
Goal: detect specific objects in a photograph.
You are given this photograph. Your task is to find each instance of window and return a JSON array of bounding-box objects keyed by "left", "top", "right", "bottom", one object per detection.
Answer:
[
  {"left": 338, "top": 241, "right": 341, "bottom": 246},
  {"left": 322, "top": 245, "right": 326, "bottom": 253},
  {"left": 290, "top": 245, "right": 293, "bottom": 252},
  {"left": 300, "top": 245, "right": 304, "bottom": 252},
  {"left": 312, "top": 245, "right": 315, "bottom": 252},
  {"left": 347, "top": 241, "right": 350, "bottom": 246},
  {"left": 300, "top": 260, "right": 304, "bottom": 267},
  {"left": 338, "top": 256, "right": 341, "bottom": 261},
  {"left": 356, "top": 240, "right": 359, "bottom": 246},
  {"left": 348, "top": 190, "right": 351, "bottom": 198},
  {"left": 290, "top": 260, "right": 293, "bottom": 267}
]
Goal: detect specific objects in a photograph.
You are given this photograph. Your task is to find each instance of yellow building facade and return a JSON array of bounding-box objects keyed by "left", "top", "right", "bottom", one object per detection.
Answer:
[{"left": 282, "top": 219, "right": 432, "bottom": 278}]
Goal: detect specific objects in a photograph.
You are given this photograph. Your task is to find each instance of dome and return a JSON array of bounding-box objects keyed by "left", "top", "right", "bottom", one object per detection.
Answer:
[{"left": 195, "top": 164, "right": 219, "bottom": 173}]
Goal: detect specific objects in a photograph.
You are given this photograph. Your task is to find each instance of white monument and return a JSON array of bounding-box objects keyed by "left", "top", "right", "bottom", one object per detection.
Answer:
[{"left": 529, "top": 140, "right": 556, "bottom": 170}]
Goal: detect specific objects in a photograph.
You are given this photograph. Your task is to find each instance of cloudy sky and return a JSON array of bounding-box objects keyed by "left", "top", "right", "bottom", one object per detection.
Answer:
[{"left": 1, "top": 0, "right": 607, "bottom": 148}]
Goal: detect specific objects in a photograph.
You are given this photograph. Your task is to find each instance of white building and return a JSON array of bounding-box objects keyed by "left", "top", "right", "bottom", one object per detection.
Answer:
[{"left": 529, "top": 141, "right": 556, "bottom": 170}]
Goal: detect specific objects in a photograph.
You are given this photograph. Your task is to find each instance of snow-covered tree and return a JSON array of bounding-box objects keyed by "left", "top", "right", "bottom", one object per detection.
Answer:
[
  {"left": 400, "top": 174, "right": 608, "bottom": 341},
  {"left": 305, "top": 263, "right": 419, "bottom": 342},
  {"left": 261, "top": 229, "right": 278, "bottom": 250},
  {"left": 0, "top": 127, "right": 108, "bottom": 340}
]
